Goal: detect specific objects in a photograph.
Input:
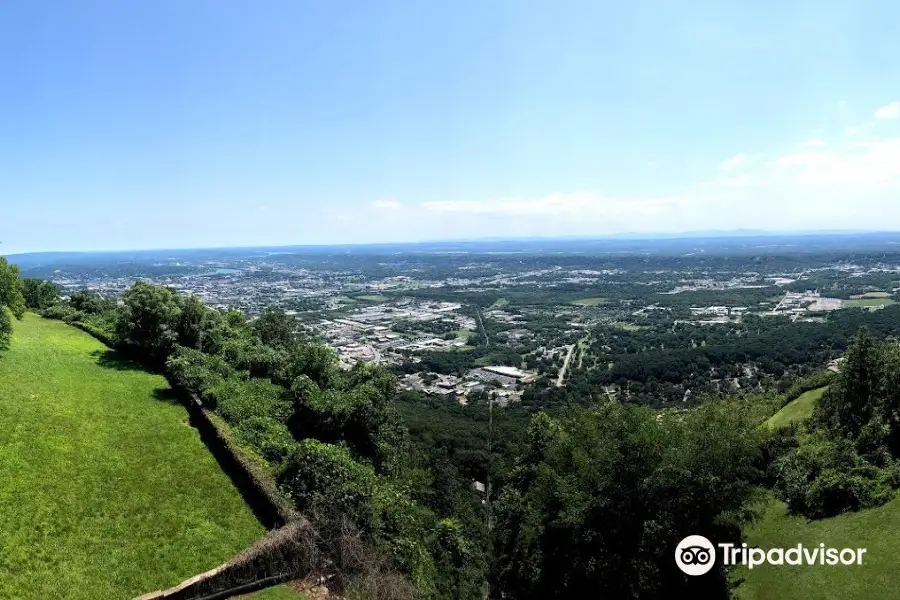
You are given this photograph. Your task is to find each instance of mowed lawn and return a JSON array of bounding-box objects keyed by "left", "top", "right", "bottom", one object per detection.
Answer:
[
  {"left": 766, "top": 387, "right": 827, "bottom": 430},
  {"left": 0, "top": 314, "right": 268, "bottom": 599},
  {"left": 844, "top": 298, "right": 897, "bottom": 309},
  {"left": 734, "top": 493, "right": 900, "bottom": 600}
]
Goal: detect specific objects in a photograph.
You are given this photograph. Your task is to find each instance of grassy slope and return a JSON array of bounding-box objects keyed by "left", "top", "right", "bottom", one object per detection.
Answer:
[
  {"left": 766, "top": 387, "right": 827, "bottom": 430},
  {"left": 844, "top": 298, "right": 897, "bottom": 308},
  {"left": 734, "top": 493, "right": 900, "bottom": 600},
  {"left": 572, "top": 297, "right": 609, "bottom": 306},
  {"left": 0, "top": 314, "right": 274, "bottom": 599}
]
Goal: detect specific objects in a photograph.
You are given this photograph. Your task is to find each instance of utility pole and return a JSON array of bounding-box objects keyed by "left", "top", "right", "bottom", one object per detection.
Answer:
[{"left": 486, "top": 392, "right": 494, "bottom": 532}]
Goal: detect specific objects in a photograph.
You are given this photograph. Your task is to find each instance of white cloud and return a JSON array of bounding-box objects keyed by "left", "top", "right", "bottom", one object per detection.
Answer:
[
  {"left": 801, "top": 139, "right": 827, "bottom": 148},
  {"left": 845, "top": 126, "right": 861, "bottom": 136},
  {"left": 837, "top": 100, "right": 848, "bottom": 108},
  {"left": 875, "top": 101, "right": 900, "bottom": 119},
  {"left": 767, "top": 138, "right": 900, "bottom": 187},
  {"left": 719, "top": 153, "right": 749, "bottom": 170},
  {"left": 371, "top": 199, "right": 401, "bottom": 210}
]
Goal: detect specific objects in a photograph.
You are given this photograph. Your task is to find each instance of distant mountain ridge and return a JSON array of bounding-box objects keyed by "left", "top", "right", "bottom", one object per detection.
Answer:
[{"left": 6, "top": 229, "right": 900, "bottom": 270}]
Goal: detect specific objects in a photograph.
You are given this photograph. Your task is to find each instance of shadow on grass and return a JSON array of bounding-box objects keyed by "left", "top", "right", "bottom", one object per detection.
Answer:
[
  {"left": 152, "top": 387, "right": 180, "bottom": 404},
  {"left": 89, "top": 348, "right": 147, "bottom": 372}
]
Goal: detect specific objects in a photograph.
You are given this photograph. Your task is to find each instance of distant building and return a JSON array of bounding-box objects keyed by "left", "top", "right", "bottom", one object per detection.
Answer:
[{"left": 470, "top": 365, "right": 535, "bottom": 386}]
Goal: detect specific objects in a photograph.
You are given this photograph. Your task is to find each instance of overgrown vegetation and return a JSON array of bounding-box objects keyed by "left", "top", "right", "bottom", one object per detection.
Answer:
[
  {"left": 769, "top": 330, "right": 900, "bottom": 520},
  {"left": 0, "top": 257, "right": 26, "bottom": 351}
]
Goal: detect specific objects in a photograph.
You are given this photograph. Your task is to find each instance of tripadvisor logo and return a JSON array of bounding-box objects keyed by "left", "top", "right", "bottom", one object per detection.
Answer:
[{"left": 675, "top": 535, "right": 868, "bottom": 576}]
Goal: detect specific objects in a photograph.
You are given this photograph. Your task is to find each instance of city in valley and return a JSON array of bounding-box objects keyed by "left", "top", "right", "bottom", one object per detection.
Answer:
[{"left": 14, "top": 232, "right": 900, "bottom": 409}]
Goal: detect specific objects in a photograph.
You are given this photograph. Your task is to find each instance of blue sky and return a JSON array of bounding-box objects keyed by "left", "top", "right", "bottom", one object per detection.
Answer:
[{"left": 2, "top": 0, "right": 900, "bottom": 254}]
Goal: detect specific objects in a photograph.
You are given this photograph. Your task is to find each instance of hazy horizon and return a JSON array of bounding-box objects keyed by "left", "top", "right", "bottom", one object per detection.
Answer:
[{"left": 5, "top": 228, "right": 897, "bottom": 258}]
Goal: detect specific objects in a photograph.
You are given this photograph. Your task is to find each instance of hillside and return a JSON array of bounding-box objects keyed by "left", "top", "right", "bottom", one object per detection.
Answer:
[
  {"left": 735, "top": 493, "right": 900, "bottom": 600},
  {"left": 0, "top": 314, "right": 277, "bottom": 599},
  {"left": 766, "top": 387, "right": 827, "bottom": 430}
]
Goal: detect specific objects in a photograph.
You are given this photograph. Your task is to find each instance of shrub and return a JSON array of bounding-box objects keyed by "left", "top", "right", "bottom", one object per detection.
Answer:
[
  {"left": 166, "top": 347, "right": 235, "bottom": 409},
  {"left": 40, "top": 304, "right": 78, "bottom": 321},
  {"left": 213, "top": 376, "right": 293, "bottom": 425},
  {"left": 775, "top": 435, "right": 896, "bottom": 519},
  {"left": 278, "top": 440, "right": 379, "bottom": 523},
  {"left": 234, "top": 417, "right": 297, "bottom": 464},
  {"left": 278, "top": 440, "right": 441, "bottom": 598}
]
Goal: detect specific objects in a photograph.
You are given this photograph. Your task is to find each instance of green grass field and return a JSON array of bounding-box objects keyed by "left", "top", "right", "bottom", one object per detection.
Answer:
[
  {"left": 572, "top": 297, "right": 609, "bottom": 306},
  {"left": 850, "top": 291, "right": 892, "bottom": 299},
  {"left": 843, "top": 298, "right": 897, "bottom": 309},
  {"left": 0, "top": 314, "right": 283, "bottom": 599},
  {"left": 355, "top": 294, "right": 389, "bottom": 302},
  {"left": 734, "top": 493, "right": 900, "bottom": 600},
  {"left": 612, "top": 322, "right": 645, "bottom": 332},
  {"left": 766, "top": 387, "right": 827, "bottom": 430}
]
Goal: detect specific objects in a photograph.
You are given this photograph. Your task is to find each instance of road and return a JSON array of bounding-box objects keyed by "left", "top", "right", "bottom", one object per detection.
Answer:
[
  {"left": 556, "top": 344, "right": 575, "bottom": 387},
  {"left": 475, "top": 307, "right": 489, "bottom": 347}
]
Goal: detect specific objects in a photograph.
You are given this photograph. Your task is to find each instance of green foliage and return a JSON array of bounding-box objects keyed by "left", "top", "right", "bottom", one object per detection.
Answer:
[
  {"left": 774, "top": 434, "right": 896, "bottom": 519},
  {"left": 233, "top": 417, "right": 298, "bottom": 464},
  {"left": 69, "top": 290, "right": 115, "bottom": 315},
  {"left": 214, "top": 376, "right": 293, "bottom": 425},
  {"left": 0, "top": 309, "right": 10, "bottom": 353},
  {"left": 782, "top": 370, "right": 836, "bottom": 402},
  {"left": 253, "top": 308, "right": 299, "bottom": 348},
  {"left": 278, "top": 440, "right": 442, "bottom": 598},
  {"left": 278, "top": 439, "right": 379, "bottom": 523},
  {"left": 114, "top": 281, "right": 183, "bottom": 367},
  {"left": 432, "top": 518, "right": 486, "bottom": 600},
  {"left": 814, "top": 329, "right": 900, "bottom": 460},
  {"left": 36, "top": 280, "right": 494, "bottom": 596},
  {"left": 276, "top": 342, "right": 339, "bottom": 389},
  {"left": 40, "top": 303, "right": 79, "bottom": 321},
  {"left": 166, "top": 346, "right": 236, "bottom": 408},
  {"left": 0, "top": 258, "right": 25, "bottom": 320},
  {"left": 21, "top": 278, "right": 59, "bottom": 310},
  {"left": 174, "top": 294, "right": 206, "bottom": 350},
  {"left": 494, "top": 402, "right": 765, "bottom": 599},
  {"left": 767, "top": 329, "right": 900, "bottom": 520},
  {"left": 0, "top": 259, "right": 27, "bottom": 351},
  {"left": 222, "top": 336, "right": 284, "bottom": 379}
]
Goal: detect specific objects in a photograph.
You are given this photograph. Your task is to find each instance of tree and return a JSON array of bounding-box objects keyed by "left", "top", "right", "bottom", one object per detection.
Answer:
[
  {"left": 0, "top": 258, "right": 26, "bottom": 351},
  {"left": 21, "top": 278, "right": 59, "bottom": 310},
  {"left": 253, "top": 308, "right": 298, "bottom": 349},
  {"left": 174, "top": 294, "right": 207, "bottom": 350},
  {"left": 0, "top": 258, "right": 25, "bottom": 319},
  {"left": 814, "top": 329, "right": 882, "bottom": 446},
  {"left": 494, "top": 402, "right": 764, "bottom": 599},
  {"left": 69, "top": 290, "right": 113, "bottom": 315},
  {"left": 114, "top": 281, "right": 182, "bottom": 367}
]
